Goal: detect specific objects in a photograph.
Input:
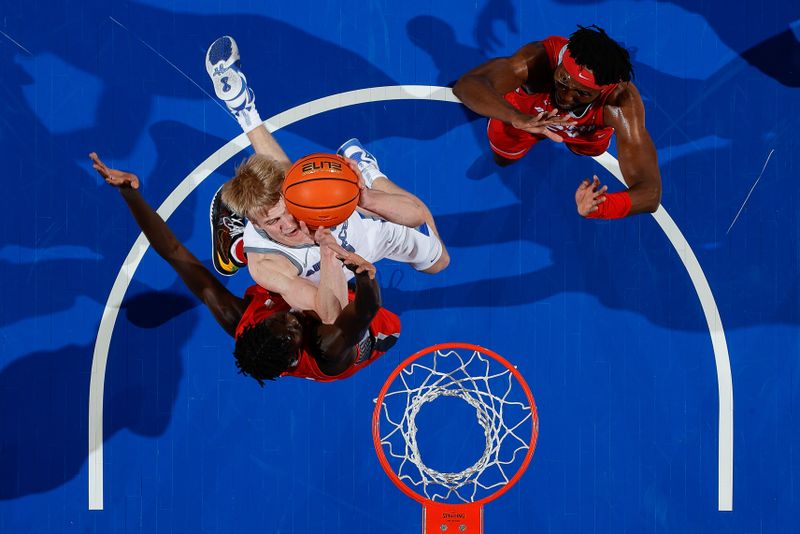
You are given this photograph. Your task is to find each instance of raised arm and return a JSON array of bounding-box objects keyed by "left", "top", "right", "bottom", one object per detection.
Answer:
[
  {"left": 603, "top": 84, "right": 662, "bottom": 215},
  {"left": 90, "top": 153, "right": 246, "bottom": 337},
  {"left": 344, "top": 159, "right": 427, "bottom": 227},
  {"left": 314, "top": 256, "right": 380, "bottom": 374},
  {"left": 453, "top": 42, "right": 570, "bottom": 140}
]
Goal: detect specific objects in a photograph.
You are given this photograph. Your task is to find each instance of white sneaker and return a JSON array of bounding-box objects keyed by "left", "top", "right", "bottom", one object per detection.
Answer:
[
  {"left": 205, "top": 36, "right": 260, "bottom": 130},
  {"left": 337, "top": 138, "right": 386, "bottom": 188}
]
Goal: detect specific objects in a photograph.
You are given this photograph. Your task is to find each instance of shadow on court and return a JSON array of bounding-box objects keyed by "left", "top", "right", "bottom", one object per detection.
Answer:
[{"left": 0, "top": 293, "right": 194, "bottom": 500}]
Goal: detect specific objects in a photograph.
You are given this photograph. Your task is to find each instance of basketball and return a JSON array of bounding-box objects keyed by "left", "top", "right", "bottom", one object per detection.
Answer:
[{"left": 282, "top": 153, "right": 360, "bottom": 227}]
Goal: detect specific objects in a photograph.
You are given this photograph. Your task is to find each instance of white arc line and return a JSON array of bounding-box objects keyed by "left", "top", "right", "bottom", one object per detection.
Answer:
[
  {"left": 89, "top": 85, "right": 732, "bottom": 512},
  {"left": 594, "top": 152, "right": 733, "bottom": 511}
]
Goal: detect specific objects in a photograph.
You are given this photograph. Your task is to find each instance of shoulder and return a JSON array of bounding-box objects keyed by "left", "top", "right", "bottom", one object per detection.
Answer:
[
  {"left": 603, "top": 81, "right": 645, "bottom": 127},
  {"left": 605, "top": 81, "right": 644, "bottom": 112},
  {"left": 509, "top": 41, "right": 547, "bottom": 68}
]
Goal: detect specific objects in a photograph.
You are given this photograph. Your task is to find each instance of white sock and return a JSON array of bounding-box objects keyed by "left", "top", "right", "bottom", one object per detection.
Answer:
[
  {"left": 236, "top": 106, "right": 263, "bottom": 134},
  {"left": 360, "top": 166, "right": 387, "bottom": 188}
]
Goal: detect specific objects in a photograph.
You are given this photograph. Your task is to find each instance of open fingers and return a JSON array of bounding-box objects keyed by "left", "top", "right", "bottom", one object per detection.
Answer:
[
  {"left": 89, "top": 153, "right": 110, "bottom": 177},
  {"left": 89, "top": 152, "right": 107, "bottom": 170},
  {"left": 89, "top": 153, "right": 140, "bottom": 188}
]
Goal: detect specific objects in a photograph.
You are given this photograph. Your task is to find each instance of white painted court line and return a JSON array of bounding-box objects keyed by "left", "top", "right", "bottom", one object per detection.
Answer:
[
  {"left": 89, "top": 85, "right": 732, "bottom": 512},
  {"left": 594, "top": 153, "right": 733, "bottom": 511}
]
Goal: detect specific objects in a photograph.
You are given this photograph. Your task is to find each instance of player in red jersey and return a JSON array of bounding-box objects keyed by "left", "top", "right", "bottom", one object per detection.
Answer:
[
  {"left": 453, "top": 25, "right": 662, "bottom": 220},
  {"left": 91, "top": 153, "right": 399, "bottom": 385}
]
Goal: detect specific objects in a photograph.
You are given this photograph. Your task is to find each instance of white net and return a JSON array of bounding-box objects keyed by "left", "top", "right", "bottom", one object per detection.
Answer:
[{"left": 376, "top": 347, "right": 536, "bottom": 504}]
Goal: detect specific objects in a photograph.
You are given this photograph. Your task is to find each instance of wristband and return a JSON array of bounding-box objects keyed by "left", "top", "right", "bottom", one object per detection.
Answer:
[{"left": 586, "top": 191, "right": 632, "bottom": 219}]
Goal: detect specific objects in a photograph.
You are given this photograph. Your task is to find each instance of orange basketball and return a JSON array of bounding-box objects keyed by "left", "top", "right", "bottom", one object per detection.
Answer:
[{"left": 282, "top": 153, "right": 360, "bottom": 227}]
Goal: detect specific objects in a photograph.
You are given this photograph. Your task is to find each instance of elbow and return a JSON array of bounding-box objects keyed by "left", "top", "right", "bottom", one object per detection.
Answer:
[
  {"left": 435, "top": 247, "right": 450, "bottom": 272},
  {"left": 630, "top": 181, "right": 661, "bottom": 214},
  {"left": 642, "top": 183, "right": 662, "bottom": 213},
  {"left": 452, "top": 78, "right": 469, "bottom": 102},
  {"left": 410, "top": 208, "right": 427, "bottom": 229},
  {"left": 452, "top": 82, "right": 464, "bottom": 101}
]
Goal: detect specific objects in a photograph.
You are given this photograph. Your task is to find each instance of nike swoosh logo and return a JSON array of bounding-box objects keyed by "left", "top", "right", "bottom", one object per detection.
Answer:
[
  {"left": 578, "top": 72, "right": 590, "bottom": 80},
  {"left": 216, "top": 253, "right": 236, "bottom": 272}
]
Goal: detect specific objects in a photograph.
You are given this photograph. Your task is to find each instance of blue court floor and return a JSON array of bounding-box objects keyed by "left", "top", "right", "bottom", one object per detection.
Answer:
[{"left": 1, "top": 1, "right": 798, "bottom": 532}]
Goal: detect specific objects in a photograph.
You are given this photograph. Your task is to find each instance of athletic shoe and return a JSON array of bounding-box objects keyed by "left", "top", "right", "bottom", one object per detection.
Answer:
[
  {"left": 336, "top": 138, "right": 386, "bottom": 188},
  {"left": 205, "top": 36, "right": 256, "bottom": 118},
  {"left": 210, "top": 185, "right": 247, "bottom": 276}
]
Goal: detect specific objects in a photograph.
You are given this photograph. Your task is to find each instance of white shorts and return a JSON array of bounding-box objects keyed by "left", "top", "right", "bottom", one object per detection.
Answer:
[{"left": 357, "top": 216, "right": 443, "bottom": 271}]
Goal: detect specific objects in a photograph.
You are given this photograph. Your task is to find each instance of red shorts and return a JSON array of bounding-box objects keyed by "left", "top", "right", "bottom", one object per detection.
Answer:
[{"left": 487, "top": 118, "right": 613, "bottom": 159}]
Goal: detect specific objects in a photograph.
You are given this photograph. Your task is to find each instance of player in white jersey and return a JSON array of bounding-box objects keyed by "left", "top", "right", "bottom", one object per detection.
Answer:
[
  {"left": 206, "top": 36, "right": 449, "bottom": 324},
  {"left": 242, "top": 208, "right": 443, "bottom": 285}
]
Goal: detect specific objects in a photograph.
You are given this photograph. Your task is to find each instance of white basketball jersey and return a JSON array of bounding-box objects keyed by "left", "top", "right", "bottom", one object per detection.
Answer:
[
  {"left": 243, "top": 210, "right": 443, "bottom": 283},
  {"left": 242, "top": 211, "right": 367, "bottom": 284}
]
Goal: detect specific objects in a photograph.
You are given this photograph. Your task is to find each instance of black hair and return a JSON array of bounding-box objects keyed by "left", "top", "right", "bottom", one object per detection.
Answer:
[
  {"left": 567, "top": 25, "right": 633, "bottom": 85},
  {"left": 233, "top": 316, "right": 298, "bottom": 387}
]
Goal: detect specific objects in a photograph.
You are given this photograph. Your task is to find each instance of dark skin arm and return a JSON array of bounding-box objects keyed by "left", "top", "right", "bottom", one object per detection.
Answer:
[
  {"left": 453, "top": 42, "right": 572, "bottom": 142},
  {"left": 455, "top": 41, "right": 662, "bottom": 217},
  {"left": 601, "top": 84, "right": 662, "bottom": 214},
  {"left": 575, "top": 84, "right": 662, "bottom": 217},
  {"left": 90, "top": 153, "right": 247, "bottom": 337},
  {"left": 311, "top": 255, "right": 380, "bottom": 376}
]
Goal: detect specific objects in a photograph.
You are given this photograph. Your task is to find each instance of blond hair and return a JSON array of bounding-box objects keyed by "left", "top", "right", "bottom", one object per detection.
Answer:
[{"left": 221, "top": 154, "right": 288, "bottom": 218}]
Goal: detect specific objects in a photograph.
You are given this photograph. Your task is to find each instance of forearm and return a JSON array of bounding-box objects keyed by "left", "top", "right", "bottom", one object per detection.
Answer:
[
  {"left": 315, "top": 248, "right": 348, "bottom": 324},
  {"left": 453, "top": 75, "right": 524, "bottom": 123},
  {"left": 618, "top": 147, "right": 662, "bottom": 215},
  {"left": 359, "top": 189, "right": 425, "bottom": 227},
  {"left": 118, "top": 187, "right": 243, "bottom": 335},
  {"left": 119, "top": 188, "right": 183, "bottom": 260},
  {"left": 321, "top": 269, "right": 381, "bottom": 358},
  {"left": 246, "top": 126, "right": 291, "bottom": 168},
  {"left": 352, "top": 271, "right": 380, "bottom": 319}
]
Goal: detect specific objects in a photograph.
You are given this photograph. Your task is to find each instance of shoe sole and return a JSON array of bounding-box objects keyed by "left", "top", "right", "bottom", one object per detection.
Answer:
[
  {"left": 209, "top": 185, "right": 237, "bottom": 276},
  {"left": 205, "top": 36, "right": 239, "bottom": 77}
]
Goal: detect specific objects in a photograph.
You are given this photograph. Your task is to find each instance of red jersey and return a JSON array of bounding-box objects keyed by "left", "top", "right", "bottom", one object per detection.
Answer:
[
  {"left": 487, "top": 35, "right": 617, "bottom": 158},
  {"left": 234, "top": 285, "right": 400, "bottom": 382}
]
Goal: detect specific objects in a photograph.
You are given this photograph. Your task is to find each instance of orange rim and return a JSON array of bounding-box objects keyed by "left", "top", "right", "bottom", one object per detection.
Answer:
[{"left": 372, "top": 342, "right": 538, "bottom": 506}]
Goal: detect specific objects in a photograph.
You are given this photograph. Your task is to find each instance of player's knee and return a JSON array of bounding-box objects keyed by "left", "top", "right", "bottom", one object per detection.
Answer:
[{"left": 423, "top": 246, "right": 450, "bottom": 274}]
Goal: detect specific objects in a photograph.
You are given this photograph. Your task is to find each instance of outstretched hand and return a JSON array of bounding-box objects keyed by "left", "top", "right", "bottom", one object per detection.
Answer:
[
  {"left": 575, "top": 175, "right": 608, "bottom": 217},
  {"left": 315, "top": 227, "right": 375, "bottom": 278},
  {"left": 340, "top": 252, "right": 376, "bottom": 279},
  {"left": 344, "top": 158, "right": 369, "bottom": 207},
  {"left": 343, "top": 158, "right": 365, "bottom": 190},
  {"left": 314, "top": 227, "right": 357, "bottom": 260},
  {"left": 510, "top": 111, "right": 574, "bottom": 142},
  {"left": 89, "top": 152, "right": 140, "bottom": 189}
]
